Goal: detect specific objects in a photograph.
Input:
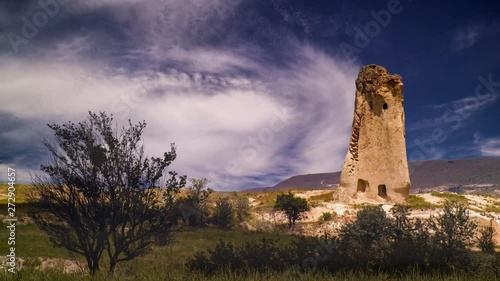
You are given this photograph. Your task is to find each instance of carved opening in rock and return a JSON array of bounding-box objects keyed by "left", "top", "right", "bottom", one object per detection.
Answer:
[
  {"left": 383, "top": 103, "right": 388, "bottom": 110},
  {"left": 378, "top": 184, "right": 387, "bottom": 199},
  {"left": 357, "top": 179, "right": 369, "bottom": 193}
]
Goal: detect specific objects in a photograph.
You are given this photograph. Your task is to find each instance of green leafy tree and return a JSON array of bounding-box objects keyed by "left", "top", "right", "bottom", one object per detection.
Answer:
[
  {"left": 212, "top": 196, "right": 234, "bottom": 229},
  {"left": 274, "top": 191, "right": 310, "bottom": 229},
  {"left": 29, "top": 112, "right": 186, "bottom": 274}
]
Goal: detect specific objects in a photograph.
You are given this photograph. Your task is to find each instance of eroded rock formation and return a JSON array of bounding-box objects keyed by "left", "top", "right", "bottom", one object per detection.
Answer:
[{"left": 335, "top": 64, "right": 410, "bottom": 204}]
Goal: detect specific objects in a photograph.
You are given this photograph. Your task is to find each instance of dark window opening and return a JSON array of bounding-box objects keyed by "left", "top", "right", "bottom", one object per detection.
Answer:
[
  {"left": 383, "top": 103, "right": 388, "bottom": 110},
  {"left": 357, "top": 179, "right": 369, "bottom": 193},
  {"left": 378, "top": 184, "right": 387, "bottom": 199}
]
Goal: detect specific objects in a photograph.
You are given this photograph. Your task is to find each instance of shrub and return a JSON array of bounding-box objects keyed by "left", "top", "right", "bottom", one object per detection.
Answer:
[
  {"left": 430, "top": 200, "right": 477, "bottom": 266},
  {"left": 339, "top": 206, "right": 395, "bottom": 267},
  {"left": 478, "top": 225, "right": 497, "bottom": 254},
  {"left": 187, "top": 238, "right": 292, "bottom": 275},
  {"left": 231, "top": 192, "right": 251, "bottom": 222},
  {"left": 177, "top": 178, "right": 212, "bottom": 227},
  {"left": 319, "top": 212, "right": 335, "bottom": 222},
  {"left": 189, "top": 202, "right": 486, "bottom": 277},
  {"left": 212, "top": 196, "right": 234, "bottom": 229}
]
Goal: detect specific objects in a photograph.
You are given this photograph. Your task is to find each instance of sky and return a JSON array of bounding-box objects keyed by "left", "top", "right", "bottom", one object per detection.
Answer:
[{"left": 0, "top": 0, "right": 499, "bottom": 190}]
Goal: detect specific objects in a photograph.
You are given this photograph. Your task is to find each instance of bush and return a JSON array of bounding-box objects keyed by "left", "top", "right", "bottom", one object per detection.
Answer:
[
  {"left": 231, "top": 192, "right": 251, "bottom": 222},
  {"left": 187, "top": 238, "right": 292, "bottom": 275},
  {"left": 319, "top": 212, "right": 335, "bottom": 222},
  {"left": 431, "top": 200, "right": 477, "bottom": 266},
  {"left": 212, "top": 196, "right": 234, "bottom": 229},
  {"left": 478, "top": 225, "right": 496, "bottom": 254},
  {"left": 177, "top": 178, "right": 212, "bottom": 227},
  {"left": 339, "top": 206, "right": 395, "bottom": 267},
  {"left": 188, "top": 203, "right": 486, "bottom": 277}
]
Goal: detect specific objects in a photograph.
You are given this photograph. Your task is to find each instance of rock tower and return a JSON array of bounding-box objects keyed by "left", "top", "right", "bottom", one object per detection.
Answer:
[{"left": 335, "top": 64, "right": 410, "bottom": 204}]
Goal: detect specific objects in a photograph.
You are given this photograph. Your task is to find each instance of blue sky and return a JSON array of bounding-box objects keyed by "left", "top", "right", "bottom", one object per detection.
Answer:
[{"left": 0, "top": 0, "right": 499, "bottom": 190}]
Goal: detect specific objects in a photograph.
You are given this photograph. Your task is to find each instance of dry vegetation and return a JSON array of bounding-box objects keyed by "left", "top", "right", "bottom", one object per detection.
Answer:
[{"left": 2, "top": 186, "right": 500, "bottom": 280}]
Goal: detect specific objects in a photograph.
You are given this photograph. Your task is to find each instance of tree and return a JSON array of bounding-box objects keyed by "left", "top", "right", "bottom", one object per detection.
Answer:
[
  {"left": 339, "top": 206, "right": 395, "bottom": 267},
  {"left": 230, "top": 192, "right": 250, "bottom": 222},
  {"left": 390, "top": 204, "right": 432, "bottom": 268},
  {"left": 431, "top": 200, "right": 477, "bottom": 263},
  {"left": 274, "top": 191, "right": 310, "bottom": 229},
  {"left": 212, "top": 196, "right": 234, "bottom": 229},
  {"left": 478, "top": 224, "right": 497, "bottom": 254},
  {"left": 28, "top": 112, "right": 186, "bottom": 274},
  {"left": 177, "top": 178, "right": 213, "bottom": 226}
]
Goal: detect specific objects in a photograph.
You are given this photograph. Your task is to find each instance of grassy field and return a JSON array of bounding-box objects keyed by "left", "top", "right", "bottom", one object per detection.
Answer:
[
  {"left": 430, "top": 191, "right": 469, "bottom": 204},
  {"left": 2, "top": 185, "right": 500, "bottom": 280},
  {"left": 0, "top": 184, "right": 32, "bottom": 204},
  {"left": 0, "top": 268, "right": 493, "bottom": 281},
  {"left": 407, "top": 194, "right": 438, "bottom": 210}
]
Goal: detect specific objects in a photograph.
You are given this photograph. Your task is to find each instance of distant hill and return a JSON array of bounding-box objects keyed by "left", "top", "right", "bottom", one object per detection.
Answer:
[{"left": 244, "top": 158, "right": 500, "bottom": 194}]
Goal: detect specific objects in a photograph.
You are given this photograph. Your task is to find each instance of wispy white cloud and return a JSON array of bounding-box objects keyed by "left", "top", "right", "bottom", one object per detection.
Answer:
[
  {"left": 474, "top": 133, "right": 500, "bottom": 157},
  {"left": 0, "top": 45, "right": 358, "bottom": 190},
  {"left": 408, "top": 92, "right": 498, "bottom": 132},
  {"left": 0, "top": 0, "right": 362, "bottom": 190},
  {"left": 453, "top": 24, "right": 483, "bottom": 51}
]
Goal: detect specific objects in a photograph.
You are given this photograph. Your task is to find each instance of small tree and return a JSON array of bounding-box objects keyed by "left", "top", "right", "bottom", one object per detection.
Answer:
[
  {"left": 478, "top": 224, "right": 497, "bottom": 254},
  {"left": 431, "top": 200, "right": 477, "bottom": 263},
  {"left": 339, "top": 206, "right": 395, "bottom": 267},
  {"left": 274, "top": 191, "right": 310, "bottom": 229},
  {"left": 390, "top": 204, "right": 432, "bottom": 268},
  {"left": 212, "top": 196, "right": 234, "bottom": 229},
  {"left": 231, "top": 192, "right": 250, "bottom": 222},
  {"left": 29, "top": 112, "right": 186, "bottom": 274},
  {"left": 177, "top": 178, "right": 213, "bottom": 226}
]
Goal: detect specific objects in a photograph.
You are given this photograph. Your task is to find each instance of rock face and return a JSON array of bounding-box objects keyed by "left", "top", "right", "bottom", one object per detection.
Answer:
[{"left": 335, "top": 64, "right": 410, "bottom": 204}]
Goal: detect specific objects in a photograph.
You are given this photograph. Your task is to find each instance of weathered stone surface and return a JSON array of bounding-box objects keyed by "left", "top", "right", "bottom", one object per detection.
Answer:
[{"left": 334, "top": 64, "right": 410, "bottom": 204}]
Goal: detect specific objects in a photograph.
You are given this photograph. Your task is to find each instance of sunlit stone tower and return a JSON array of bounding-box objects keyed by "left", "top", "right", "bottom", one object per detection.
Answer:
[{"left": 335, "top": 64, "right": 410, "bottom": 204}]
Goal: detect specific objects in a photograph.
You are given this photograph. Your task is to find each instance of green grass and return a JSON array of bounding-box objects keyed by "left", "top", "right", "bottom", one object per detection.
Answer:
[
  {"left": 485, "top": 202, "right": 500, "bottom": 213},
  {"left": 0, "top": 212, "right": 295, "bottom": 272},
  {"left": 350, "top": 203, "right": 376, "bottom": 209},
  {"left": 407, "top": 195, "right": 437, "bottom": 210},
  {"left": 2, "top": 199, "right": 500, "bottom": 280},
  {"left": 430, "top": 192, "right": 469, "bottom": 204},
  {"left": 0, "top": 184, "right": 33, "bottom": 204},
  {"left": 251, "top": 190, "right": 305, "bottom": 211},
  {"left": 309, "top": 191, "right": 335, "bottom": 203},
  {"left": 0, "top": 267, "right": 497, "bottom": 281}
]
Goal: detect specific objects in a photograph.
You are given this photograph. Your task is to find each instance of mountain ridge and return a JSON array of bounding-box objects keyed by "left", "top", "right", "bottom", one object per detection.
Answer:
[{"left": 244, "top": 157, "right": 500, "bottom": 194}]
